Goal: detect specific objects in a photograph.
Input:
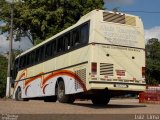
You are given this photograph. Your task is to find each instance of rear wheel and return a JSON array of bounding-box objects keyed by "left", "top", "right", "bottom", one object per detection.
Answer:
[
  {"left": 57, "top": 80, "right": 75, "bottom": 103},
  {"left": 91, "top": 94, "right": 110, "bottom": 105}
]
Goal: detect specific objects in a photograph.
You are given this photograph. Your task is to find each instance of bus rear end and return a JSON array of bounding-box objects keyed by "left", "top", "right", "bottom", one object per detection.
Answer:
[{"left": 88, "top": 10, "right": 146, "bottom": 101}]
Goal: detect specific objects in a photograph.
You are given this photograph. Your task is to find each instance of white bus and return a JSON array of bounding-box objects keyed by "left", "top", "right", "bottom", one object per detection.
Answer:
[{"left": 12, "top": 9, "right": 146, "bottom": 105}]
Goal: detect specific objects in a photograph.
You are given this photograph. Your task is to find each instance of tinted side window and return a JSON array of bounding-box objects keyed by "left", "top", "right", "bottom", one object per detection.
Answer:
[
  {"left": 26, "top": 51, "right": 35, "bottom": 66},
  {"left": 35, "top": 49, "right": 40, "bottom": 63},
  {"left": 19, "top": 21, "right": 90, "bottom": 69},
  {"left": 64, "top": 33, "right": 71, "bottom": 50},
  {"left": 57, "top": 37, "right": 65, "bottom": 53},
  {"left": 72, "top": 29, "right": 80, "bottom": 47},
  {"left": 26, "top": 54, "right": 30, "bottom": 66},
  {"left": 45, "top": 43, "right": 52, "bottom": 58},
  {"left": 80, "top": 23, "right": 89, "bottom": 44},
  {"left": 52, "top": 41, "right": 57, "bottom": 56},
  {"left": 30, "top": 51, "right": 35, "bottom": 65},
  {"left": 35, "top": 47, "right": 44, "bottom": 63},
  {"left": 20, "top": 56, "right": 26, "bottom": 68},
  {"left": 19, "top": 57, "right": 22, "bottom": 68},
  {"left": 39, "top": 46, "right": 44, "bottom": 61}
]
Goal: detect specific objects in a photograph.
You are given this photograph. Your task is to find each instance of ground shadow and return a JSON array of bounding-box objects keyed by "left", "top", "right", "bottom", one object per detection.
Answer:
[{"left": 71, "top": 102, "right": 146, "bottom": 109}]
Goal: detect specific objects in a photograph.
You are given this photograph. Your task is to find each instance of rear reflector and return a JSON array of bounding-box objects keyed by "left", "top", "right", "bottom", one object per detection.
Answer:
[{"left": 91, "top": 62, "right": 97, "bottom": 74}]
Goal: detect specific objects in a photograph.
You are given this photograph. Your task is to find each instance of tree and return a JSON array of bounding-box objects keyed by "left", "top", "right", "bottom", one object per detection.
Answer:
[
  {"left": 0, "top": 55, "right": 7, "bottom": 98},
  {"left": 0, "top": 49, "right": 22, "bottom": 98},
  {"left": 146, "top": 38, "right": 160, "bottom": 85},
  {"left": 0, "top": 0, "right": 104, "bottom": 45}
]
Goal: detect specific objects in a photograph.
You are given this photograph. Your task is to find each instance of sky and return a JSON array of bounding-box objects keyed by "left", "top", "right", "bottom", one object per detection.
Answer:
[
  {"left": 0, "top": 22, "right": 33, "bottom": 54},
  {"left": 0, "top": 0, "right": 160, "bottom": 53}
]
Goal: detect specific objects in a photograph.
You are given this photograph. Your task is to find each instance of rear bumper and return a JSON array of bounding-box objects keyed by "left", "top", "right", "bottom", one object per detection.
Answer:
[{"left": 89, "top": 81, "right": 146, "bottom": 92}]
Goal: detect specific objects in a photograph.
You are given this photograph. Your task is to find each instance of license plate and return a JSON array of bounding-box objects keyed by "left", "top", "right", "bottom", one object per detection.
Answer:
[{"left": 114, "top": 84, "right": 128, "bottom": 88}]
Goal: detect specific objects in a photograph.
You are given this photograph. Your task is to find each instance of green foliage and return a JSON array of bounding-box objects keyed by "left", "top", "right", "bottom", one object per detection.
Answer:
[
  {"left": 0, "top": 0, "right": 104, "bottom": 45},
  {"left": 0, "top": 50, "right": 22, "bottom": 98},
  {"left": 146, "top": 38, "right": 160, "bottom": 85},
  {"left": 12, "top": 49, "right": 23, "bottom": 60},
  {"left": 0, "top": 55, "right": 7, "bottom": 98}
]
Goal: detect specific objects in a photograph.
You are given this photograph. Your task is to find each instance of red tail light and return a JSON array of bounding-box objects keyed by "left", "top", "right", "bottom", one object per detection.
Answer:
[
  {"left": 142, "top": 67, "right": 145, "bottom": 78},
  {"left": 91, "top": 62, "right": 97, "bottom": 74}
]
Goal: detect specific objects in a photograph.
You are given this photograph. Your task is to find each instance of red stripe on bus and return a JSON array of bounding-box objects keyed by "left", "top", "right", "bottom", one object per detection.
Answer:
[
  {"left": 43, "top": 84, "right": 49, "bottom": 94},
  {"left": 25, "top": 85, "right": 30, "bottom": 96}
]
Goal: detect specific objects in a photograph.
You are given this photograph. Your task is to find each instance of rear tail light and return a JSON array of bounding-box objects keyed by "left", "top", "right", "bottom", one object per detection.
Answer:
[
  {"left": 142, "top": 67, "right": 145, "bottom": 78},
  {"left": 91, "top": 62, "right": 97, "bottom": 74}
]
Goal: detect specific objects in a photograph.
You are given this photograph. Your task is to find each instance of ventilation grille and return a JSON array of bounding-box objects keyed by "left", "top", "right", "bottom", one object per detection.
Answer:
[
  {"left": 103, "top": 12, "right": 125, "bottom": 24},
  {"left": 100, "top": 63, "right": 114, "bottom": 76},
  {"left": 103, "top": 12, "right": 136, "bottom": 26},
  {"left": 125, "top": 16, "right": 136, "bottom": 26},
  {"left": 75, "top": 68, "right": 86, "bottom": 90},
  {"left": 75, "top": 80, "right": 81, "bottom": 90}
]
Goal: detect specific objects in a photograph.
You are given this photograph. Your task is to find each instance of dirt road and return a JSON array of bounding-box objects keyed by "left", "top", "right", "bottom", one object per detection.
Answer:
[
  {"left": 0, "top": 99, "right": 159, "bottom": 114},
  {"left": 1, "top": 99, "right": 160, "bottom": 120}
]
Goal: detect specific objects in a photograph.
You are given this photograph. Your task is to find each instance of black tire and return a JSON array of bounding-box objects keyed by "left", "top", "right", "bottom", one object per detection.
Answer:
[
  {"left": 15, "top": 87, "right": 24, "bottom": 101},
  {"left": 44, "top": 96, "right": 57, "bottom": 102},
  {"left": 23, "top": 98, "right": 29, "bottom": 101},
  {"left": 91, "top": 94, "right": 110, "bottom": 105},
  {"left": 67, "top": 95, "right": 75, "bottom": 104},
  {"left": 57, "top": 80, "right": 75, "bottom": 103}
]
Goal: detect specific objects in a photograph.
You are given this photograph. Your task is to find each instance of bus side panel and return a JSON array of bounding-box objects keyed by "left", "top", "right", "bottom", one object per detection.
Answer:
[
  {"left": 23, "top": 78, "right": 42, "bottom": 98},
  {"left": 13, "top": 46, "right": 91, "bottom": 99}
]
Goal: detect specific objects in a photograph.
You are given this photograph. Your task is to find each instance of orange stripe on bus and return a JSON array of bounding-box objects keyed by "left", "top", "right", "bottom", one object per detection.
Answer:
[
  {"left": 43, "top": 84, "right": 49, "bottom": 94},
  {"left": 24, "top": 72, "right": 44, "bottom": 87},
  {"left": 18, "top": 73, "right": 25, "bottom": 81},
  {"left": 42, "top": 70, "right": 86, "bottom": 91},
  {"left": 13, "top": 69, "right": 27, "bottom": 94},
  {"left": 15, "top": 70, "right": 87, "bottom": 95}
]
